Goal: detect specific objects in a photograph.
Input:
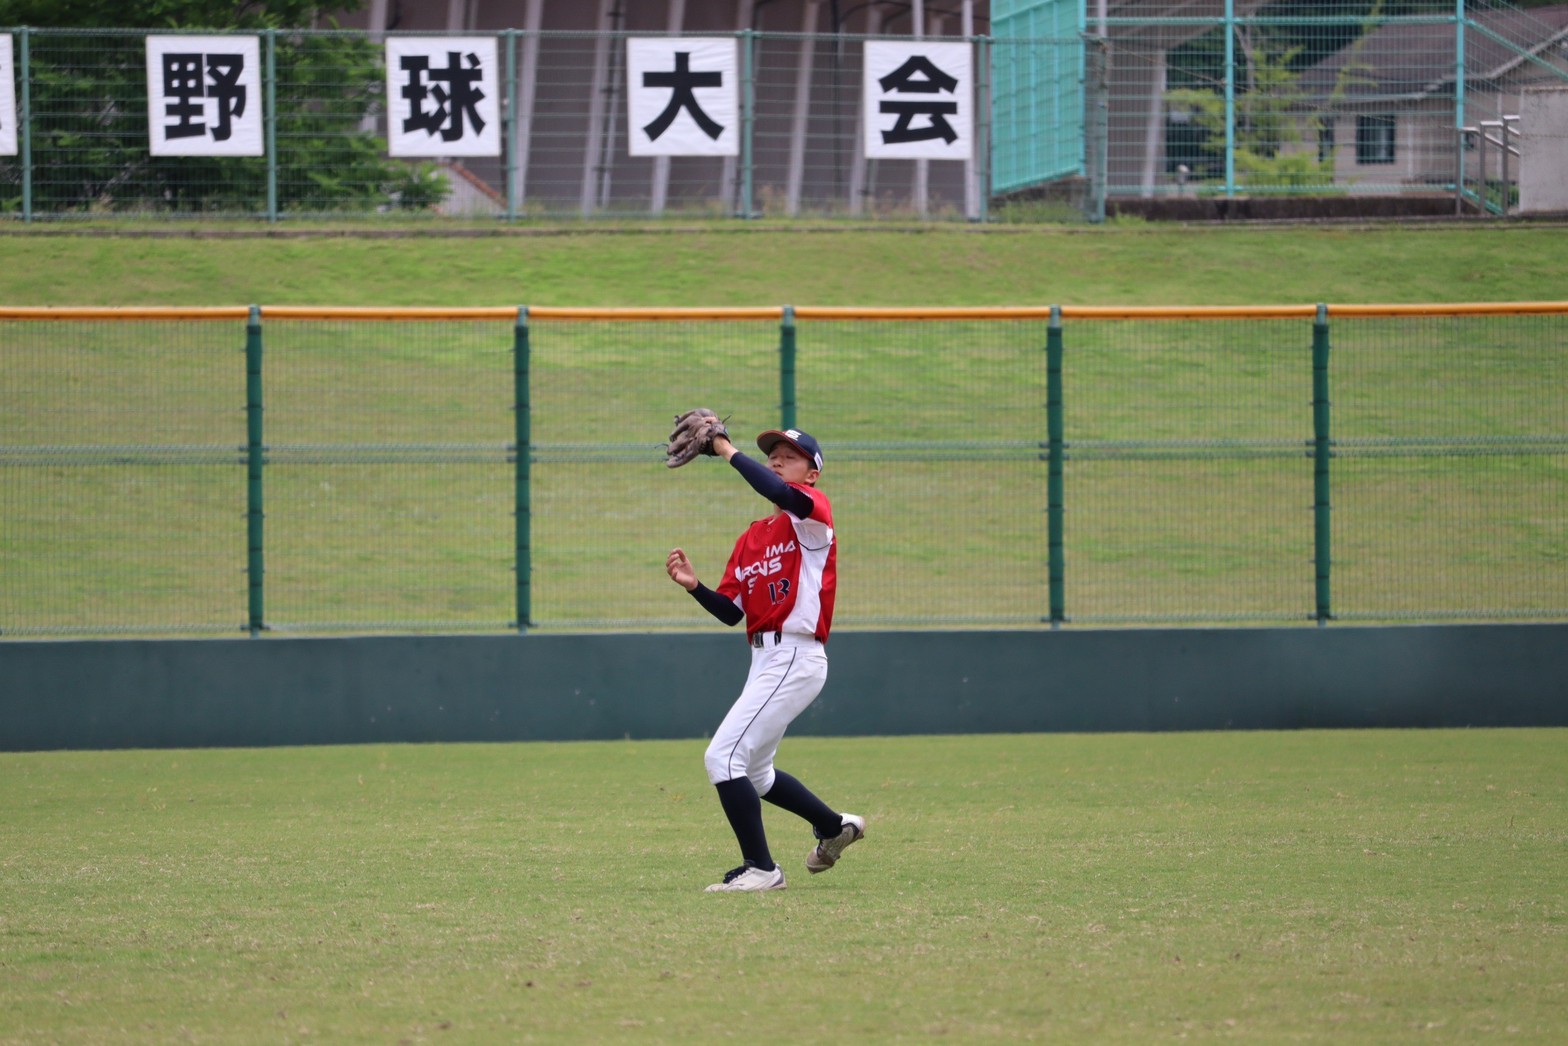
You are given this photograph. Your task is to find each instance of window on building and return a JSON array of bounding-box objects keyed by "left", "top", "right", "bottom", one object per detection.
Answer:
[
  {"left": 1317, "top": 121, "right": 1336, "bottom": 163},
  {"left": 1356, "top": 115, "right": 1396, "bottom": 164}
]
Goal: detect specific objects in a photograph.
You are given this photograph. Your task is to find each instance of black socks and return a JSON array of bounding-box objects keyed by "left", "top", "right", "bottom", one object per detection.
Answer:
[
  {"left": 717, "top": 770, "right": 846, "bottom": 870},
  {"left": 761, "top": 769, "right": 844, "bottom": 841},
  {"left": 714, "top": 777, "right": 774, "bottom": 871}
]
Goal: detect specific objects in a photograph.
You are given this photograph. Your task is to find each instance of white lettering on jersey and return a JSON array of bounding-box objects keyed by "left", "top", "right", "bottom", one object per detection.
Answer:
[
  {"left": 735, "top": 556, "right": 784, "bottom": 587},
  {"left": 735, "top": 541, "right": 796, "bottom": 586}
]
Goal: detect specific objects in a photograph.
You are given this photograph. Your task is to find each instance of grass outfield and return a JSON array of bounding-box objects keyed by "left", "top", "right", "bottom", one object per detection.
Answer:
[
  {"left": 1, "top": 223, "right": 1567, "bottom": 307},
  {"left": 3, "top": 729, "right": 1565, "bottom": 1043}
]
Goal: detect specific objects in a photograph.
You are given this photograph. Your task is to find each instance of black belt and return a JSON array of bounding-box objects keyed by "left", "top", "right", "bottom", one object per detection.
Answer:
[{"left": 750, "top": 631, "right": 819, "bottom": 648}]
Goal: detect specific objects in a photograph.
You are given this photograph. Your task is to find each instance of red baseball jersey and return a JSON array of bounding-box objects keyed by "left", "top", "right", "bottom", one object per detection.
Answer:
[{"left": 716, "top": 484, "right": 836, "bottom": 642}]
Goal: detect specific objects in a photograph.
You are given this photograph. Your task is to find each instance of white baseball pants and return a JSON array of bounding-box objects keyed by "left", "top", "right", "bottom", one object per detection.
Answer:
[{"left": 704, "top": 634, "right": 827, "bottom": 793}]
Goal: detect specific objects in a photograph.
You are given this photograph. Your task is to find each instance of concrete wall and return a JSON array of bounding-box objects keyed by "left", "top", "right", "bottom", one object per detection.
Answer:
[
  {"left": 3, "top": 625, "right": 1565, "bottom": 752},
  {"left": 1520, "top": 86, "right": 1568, "bottom": 215}
]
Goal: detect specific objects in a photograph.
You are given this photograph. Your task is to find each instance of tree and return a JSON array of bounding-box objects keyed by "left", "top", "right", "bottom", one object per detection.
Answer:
[
  {"left": 1167, "top": 39, "right": 1336, "bottom": 190},
  {"left": 0, "top": 2, "right": 349, "bottom": 32},
  {"left": 1165, "top": 0, "right": 1465, "bottom": 190},
  {"left": 0, "top": 1, "right": 449, "bottom": 215}
]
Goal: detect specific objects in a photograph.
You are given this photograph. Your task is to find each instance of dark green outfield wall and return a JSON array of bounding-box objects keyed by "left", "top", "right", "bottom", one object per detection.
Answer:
[{"left": 2, "top": 625, "right": 1565, "bottom": 752}]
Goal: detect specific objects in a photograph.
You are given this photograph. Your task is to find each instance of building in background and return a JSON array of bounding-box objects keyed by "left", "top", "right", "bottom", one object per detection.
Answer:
[{"left": 1298, "top": 4, "right": 1568, "bottom": 190}]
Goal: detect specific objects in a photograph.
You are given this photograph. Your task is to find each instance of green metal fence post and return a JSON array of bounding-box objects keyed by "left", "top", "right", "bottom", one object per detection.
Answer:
[
  {"left": 738, "top": 29, "right": 755, "bottom": 219},
  {"left": 1223, "top": 0, "right": 1236, "bottom": 199},
  {"left": 1454, "top": 0, "right": 1467, "bottom": 141},
  {"left": 245, "top": 306, "right": 266, "bottom": 634},
  {"left": 1047, "top": 305, "right": 1066, "bottom": 627},
  {"left": 264, "top": 29, "right": 278, "bottom": 223},
  {"left": 19, "top": 26, "right": 31, "bottom": 222},
  {"left": 1312, "top": 303, "right": 1332, "bottom": 626},
  {"left": 514, "top": 306, "right": 532, "bottom": 634},
  {"left": 779, "top": 305, "right": 797, "bottom": 431},
  {"left": 976, "top": 34, "right": 992, "bottom": 224},
  {"left": 1086, "top": 35, "right": 1109, "bottom": 223}
]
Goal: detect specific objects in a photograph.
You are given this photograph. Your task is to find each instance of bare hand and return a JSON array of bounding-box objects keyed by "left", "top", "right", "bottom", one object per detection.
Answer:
[{"left": 666, "top": 548, "right": 699, "bottom": 591}]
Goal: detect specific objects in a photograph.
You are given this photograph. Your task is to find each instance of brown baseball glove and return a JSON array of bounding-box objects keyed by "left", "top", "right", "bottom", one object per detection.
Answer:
[{"left": 664, "top": 408, "right": 730, "bottom": 468}]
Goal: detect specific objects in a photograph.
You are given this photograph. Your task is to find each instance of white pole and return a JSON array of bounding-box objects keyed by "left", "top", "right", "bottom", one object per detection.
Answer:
[
  {"left": 599, "top": 21, "right": 623, "bottom": 211},
  {"left": 722, "top": 0, "right": 757, "bottom": 212},
  {"left": 848, "top": 3, "right": 884, "bottom": 215},
  {"left": 786, "top": 1, "right": 822, "bottom": 215},
  {"left": 366, "top": 0, "right": 389, "bottom": 38},
  {"left": 580, "top": 0, "right": 616, "bottom": 215},
  {"left": 513, "top": 0, "right": 544, "bottom": 212},
  {"left": 651, "top": 0, "right": 688, "bottom": 215},
  {"left": 360, "top": 0, "right": 391, "bottom": 134},
  {"left": 1141, "top": 48, "right": 1165, "bottom": 197}
]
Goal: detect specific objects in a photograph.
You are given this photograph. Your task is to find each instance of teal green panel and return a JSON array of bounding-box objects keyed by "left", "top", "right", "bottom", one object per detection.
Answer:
[{"left": 991, "top": 0, "right": 1084, "bottom": 192}]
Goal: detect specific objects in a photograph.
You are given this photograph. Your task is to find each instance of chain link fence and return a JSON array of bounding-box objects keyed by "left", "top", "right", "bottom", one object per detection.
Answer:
[
  {"left": 3, "top": 8, "right": 1565, "bottom": 222},
  {"left": 1, "top": 27, "right": 984, "bottom": 221},
  {"left": 1096, "top": 1, "right": 1568, "bottom": 214},
  {"left": 2, "top": 303, "right": 1565, "bottom": 637}
]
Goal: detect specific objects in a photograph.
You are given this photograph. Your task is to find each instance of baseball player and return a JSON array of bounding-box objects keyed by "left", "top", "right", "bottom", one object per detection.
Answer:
[{"left": 664, "top": 425, "right": 865, "bottom": 892}]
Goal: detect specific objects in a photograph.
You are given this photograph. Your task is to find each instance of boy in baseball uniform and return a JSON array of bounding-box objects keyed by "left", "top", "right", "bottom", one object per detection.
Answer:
[{"left": 665, "top": 426, "right": 865, "bottom": 892}]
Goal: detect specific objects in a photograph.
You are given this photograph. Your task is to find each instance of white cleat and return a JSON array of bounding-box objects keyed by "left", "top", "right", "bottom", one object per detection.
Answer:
[
  {"left": 806, "top": 813, "right": 866, "bottom": 874},
  {"left": 705, "top": 864, "right": 787, "bottom": 892}
]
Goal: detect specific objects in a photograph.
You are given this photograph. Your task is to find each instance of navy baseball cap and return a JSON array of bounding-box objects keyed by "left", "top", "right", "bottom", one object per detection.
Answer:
[{"left": 756, "top": 428, "right": 824, "bottom": 471}]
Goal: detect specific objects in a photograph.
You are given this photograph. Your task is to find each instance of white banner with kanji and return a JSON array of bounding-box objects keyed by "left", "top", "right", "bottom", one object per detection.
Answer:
[
  {"left": 145, "top": 35, "right": 263, "bottom": 157},
  {"left": 386, "top": 36, "right": 501, "bottom": 158},
  {"left": 0, "top": 35, "right": 16, "bottom": 157},
  {"left": 626, "top": 37, "right": 738, "bottom": 157},
  {"left": 862, "top": 40, "right": 973, "bottom": 161}
]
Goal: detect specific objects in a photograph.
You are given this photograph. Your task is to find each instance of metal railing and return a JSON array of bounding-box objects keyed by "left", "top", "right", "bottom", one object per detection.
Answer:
[
  {"left": 1458, "top": 114, "right": 1522, "bottom": 215},
  {"left": 3, "top": 302, "right": 1566, "bottom": 636}
]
